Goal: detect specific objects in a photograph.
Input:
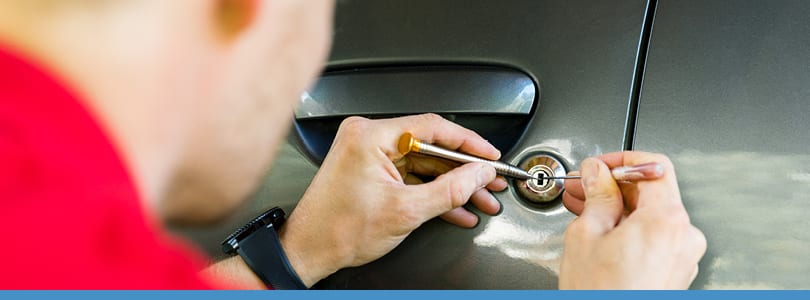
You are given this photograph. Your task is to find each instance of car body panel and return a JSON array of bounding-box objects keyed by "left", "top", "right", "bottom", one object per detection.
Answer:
[
  {"left": 299, "top": 0, "right": 647, "bottom": 289},
  {"left": 177, "top": 0, "right": 651, "bottom": 289},
  {"left": 635, "top": 0, "right": 810, "bottom": 289},
  {"left": 177, "top": 0, "right": 810, "bottom": 290}
]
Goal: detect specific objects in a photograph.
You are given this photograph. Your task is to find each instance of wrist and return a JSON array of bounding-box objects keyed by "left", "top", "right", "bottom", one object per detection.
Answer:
[
  {"left": 203, "top": 256, "right": 267, "bottom": 289},
  {"left": 277, "top": 216, "right": 344, "bottom": 288},
  {"left": 221, "top": 207, "right": 310, "bottom": 289}
]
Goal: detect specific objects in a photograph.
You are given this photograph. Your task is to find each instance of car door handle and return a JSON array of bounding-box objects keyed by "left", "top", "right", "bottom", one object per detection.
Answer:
[
  {"left": 296, "top": 66, "right": 535, "bottom": 119},
  {"left": 293, "top": 65, "right": 538, "bottom": 164}
]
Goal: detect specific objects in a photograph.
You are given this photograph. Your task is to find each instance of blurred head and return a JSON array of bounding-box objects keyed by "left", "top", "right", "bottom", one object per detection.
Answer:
[{"left": 0, "top": 0, "right": 335, "bottom": 224}]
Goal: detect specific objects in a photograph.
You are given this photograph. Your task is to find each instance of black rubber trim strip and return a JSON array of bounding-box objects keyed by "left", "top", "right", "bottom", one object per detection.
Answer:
[{"left": 623, "top": 0, "right": 658, "bottom": 150}]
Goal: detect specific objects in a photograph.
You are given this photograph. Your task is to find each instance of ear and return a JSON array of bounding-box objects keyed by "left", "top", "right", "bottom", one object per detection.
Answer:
[{"left": 213, "top": 0, "right": 257, "bottom": 41}]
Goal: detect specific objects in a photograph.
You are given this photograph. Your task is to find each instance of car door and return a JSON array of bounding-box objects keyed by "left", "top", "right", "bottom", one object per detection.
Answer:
[
  {"left": 177, "top": 0, "right": 810, "bottom": 289},
  {"left": 175, "top": 0, "right": 659, "bottom": 289},
  {"left": 252, "top": 0, "right": 649, "bottom": 289},
  {"left": 635, "top": 0, "right": 810, "bottom": 288}
]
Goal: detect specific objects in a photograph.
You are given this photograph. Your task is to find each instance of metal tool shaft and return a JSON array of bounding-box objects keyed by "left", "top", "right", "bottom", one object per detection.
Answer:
[
  {"left": 397, "top": 133, "right": 665, "bottom": 183},
  {"left": 398, "top": 133, "right": 534, "bottom": 180},
  {"left": 543, "top": 176, "right": 582, "bottom": 180}
]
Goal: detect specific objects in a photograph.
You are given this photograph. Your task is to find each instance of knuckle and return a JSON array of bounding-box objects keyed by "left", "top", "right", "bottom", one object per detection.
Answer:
[
  {"left": 339, "top": 116, "right": 370, "bottom": 133},
  {"left": 335, "top": 116, "right": 371, "bottom": 150},
  {"left": 670, "top": 224, "right": 707, "bottom": 262},
  {"left": 416, "top": 113, "right": 452, "bottom": 129},
  {"left": 419, "top": 113, "right": 444, "bottom": 123},
  {"left": 565, "top": 218, "right": 594, "bottom": 240},
  {"left": 689, "top": 225, "right": 708, "bottom": 253}
]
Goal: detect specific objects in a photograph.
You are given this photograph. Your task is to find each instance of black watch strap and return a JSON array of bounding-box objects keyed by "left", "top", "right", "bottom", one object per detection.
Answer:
[{"left": 236, "top": 224, "right": 307, "bottom": 290}]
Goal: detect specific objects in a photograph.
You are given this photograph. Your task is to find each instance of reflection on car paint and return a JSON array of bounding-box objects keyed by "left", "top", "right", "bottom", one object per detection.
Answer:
[
  {"left": 473, "top": 207, "right": 567, "bottom": 275},
  {"left": 672, "top": 151, "right": 810, "bottom": 289}
]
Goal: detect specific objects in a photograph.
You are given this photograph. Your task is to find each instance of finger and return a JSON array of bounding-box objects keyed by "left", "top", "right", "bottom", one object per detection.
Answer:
[
  {"left": 617, "top": 181, "right": 641, "bottom": 212},
  {"left": 562, "top": 191, "right": 585, "bottom": 215},
  {"left": 469, "top": 189, "right": 501, "bottom": 215},
  {"left": 578, "top": 158, "right": 624, "bottom": 235},
  {"left": 567, "top": 166, "right": 644, "bottom": 214},
  {"left": 592, "top": 151, "right": 667, "bottom": 170},
  {"left": 439, "top": 207, "right": 479, "bottom": 228},
  {"left": 398, "top": 154, "right": 458, "bottom": 177},
  {"left": 377, "top": 114, "right": 501, "bottom": 161},
  {"left": 400, "top": 155, "right": 506, "bottom": 193},
  {"left": 486, "top": 176, "right": 508, "bottom": 192},
  {"left": 563, "top": 171, "right": 584, "bottom": 199},
  {"left": 409, "top": 162, "right": 496, "bottom": 220},
  {"left": 403, "top": 174, "right": 424, "bottom": 185},
  {"left": 562, "top": 171, "right": 586, "bottom": 215},
  {"left": 593, "top": 151, "right": 681, "bottom": 210}
]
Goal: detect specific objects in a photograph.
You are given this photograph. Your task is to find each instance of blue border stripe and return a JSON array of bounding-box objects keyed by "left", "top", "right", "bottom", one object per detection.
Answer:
[{"left": 1, "top": 290, "right": 808, "bottom": 300}]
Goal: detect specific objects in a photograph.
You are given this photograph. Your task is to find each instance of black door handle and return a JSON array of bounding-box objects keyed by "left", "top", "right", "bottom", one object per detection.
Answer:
[{"left": 293, "top": 65, "right": 538, "bottom": 164}]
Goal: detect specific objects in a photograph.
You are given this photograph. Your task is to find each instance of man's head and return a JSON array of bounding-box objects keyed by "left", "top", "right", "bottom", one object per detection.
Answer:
[{"left": 0, "top": 0, "right": 335, "bottom": 224}]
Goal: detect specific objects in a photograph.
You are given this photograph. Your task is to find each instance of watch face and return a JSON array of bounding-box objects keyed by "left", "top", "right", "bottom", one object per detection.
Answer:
[{"left": 221, "top": 207, "right": 285, "bottom": 254}]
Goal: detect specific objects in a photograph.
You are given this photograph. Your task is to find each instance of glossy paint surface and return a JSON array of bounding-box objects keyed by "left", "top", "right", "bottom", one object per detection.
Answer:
[
  {"left": 178, "top": 0, "right": 810, "bottom": 290},
  {"left": 182, "top": 0, "right": 810, "bottom": 290},
  {"left": 176, "top": 0, "right": 650, "bottom": 289},
  {"left": 179, "top": 0, "right": 810, "bottom": 290},
  {"left": 634, "top": 0, "right": 810, "bottom": 288},
  {"left": 290, "top": 0, "right": 646, "bottom": 289}
]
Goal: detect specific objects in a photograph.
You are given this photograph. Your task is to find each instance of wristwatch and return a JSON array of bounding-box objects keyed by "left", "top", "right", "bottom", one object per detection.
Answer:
[{"left": 221, "top": 207, "right": 307, "bottom": 289}]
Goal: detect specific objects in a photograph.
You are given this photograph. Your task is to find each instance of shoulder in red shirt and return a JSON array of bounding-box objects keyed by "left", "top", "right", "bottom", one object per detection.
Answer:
[{"left": 0, "top": 45, "right": 219, "bottom": 289}]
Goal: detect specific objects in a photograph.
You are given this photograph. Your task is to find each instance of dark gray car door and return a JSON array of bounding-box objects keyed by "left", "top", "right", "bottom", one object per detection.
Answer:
[
  {"left": 293, "top": 0, "right": 649, "bottom": 289},
  {"left": 635, "top": 0, "right": 810, "bottom": 288},
  {"left": 178, "top": 0, "right": 655, "bottom": 289}
]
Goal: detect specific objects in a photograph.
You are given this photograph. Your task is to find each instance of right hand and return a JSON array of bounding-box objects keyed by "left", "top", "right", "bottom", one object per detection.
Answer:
[
  {"left": 278, "top": 114, "right": 506, "bottom": 287},
  {"left": 559, "top": 151, "right": 707, "bottom": 289}
]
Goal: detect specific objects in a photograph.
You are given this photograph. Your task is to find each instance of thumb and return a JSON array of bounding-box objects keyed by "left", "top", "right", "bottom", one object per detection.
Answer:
[
  {"left": 579, "top": 158, "right": 624, "bottom": 235},
  {"left": 410, "top": 162, "right": 496, "bottom": 220}
]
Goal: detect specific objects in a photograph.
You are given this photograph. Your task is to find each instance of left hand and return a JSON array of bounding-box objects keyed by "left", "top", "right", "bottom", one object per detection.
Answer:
[
  {"left": 277, "top": 114, "right": 508, "bottom": 287},
  {"left": 558, "top": 152, "right": 706, "bottom": 289}
]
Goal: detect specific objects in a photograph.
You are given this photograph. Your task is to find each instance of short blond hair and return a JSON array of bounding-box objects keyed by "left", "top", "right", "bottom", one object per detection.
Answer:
[
  {"left": 0, "top": 0, "right": 122, "bottom": 40},
  {"left": 0, "top": 0, "right": 253, "bottom": 43}
]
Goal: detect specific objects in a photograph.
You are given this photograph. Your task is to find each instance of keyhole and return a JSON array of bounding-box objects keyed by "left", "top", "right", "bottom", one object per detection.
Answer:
[
  {"left": 516, "top": 154, "right": 567, "bottom": 205},
  {"left": 526, "top": 166, "right": 555, "bottom": 193},
  {"left": 536, "top": 172, "right": 547, "bottom": 186}
]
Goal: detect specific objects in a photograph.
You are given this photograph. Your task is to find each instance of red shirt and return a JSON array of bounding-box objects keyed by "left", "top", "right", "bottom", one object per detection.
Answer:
[{"left": 0, "top": 45, "right": 219, "bottom": 289}]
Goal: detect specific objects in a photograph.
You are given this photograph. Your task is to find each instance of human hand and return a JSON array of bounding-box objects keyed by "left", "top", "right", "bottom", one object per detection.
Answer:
[
  {"left": 559, "top": 151, "right": 707, "bottom": 289},
  {"left": 278, "top": 114, "right": 507, "bottom": 287}
]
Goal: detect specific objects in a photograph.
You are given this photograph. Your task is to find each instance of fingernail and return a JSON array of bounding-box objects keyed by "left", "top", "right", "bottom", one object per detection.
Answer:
[{"left": 581, "top": 158, "right": 600, "bottom": 190}]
